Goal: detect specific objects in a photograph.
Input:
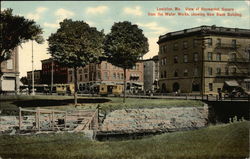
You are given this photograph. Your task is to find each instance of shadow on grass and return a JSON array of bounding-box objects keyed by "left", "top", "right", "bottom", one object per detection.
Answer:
[{"left": 12, "top": 98, "right": 111, "bottom": 107}]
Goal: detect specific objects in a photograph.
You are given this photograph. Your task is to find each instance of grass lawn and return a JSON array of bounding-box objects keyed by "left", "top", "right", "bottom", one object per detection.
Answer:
[
  {"left": 0, "top": 121, "right": 248, "bottom": 159},
  {"left": 0, "top": 95, "right": 204, "bottom": 115}
]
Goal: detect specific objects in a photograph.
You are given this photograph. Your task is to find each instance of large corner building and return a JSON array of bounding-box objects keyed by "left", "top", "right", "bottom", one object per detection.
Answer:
[
  {"left": 0, "top": 48, "right": 20, "bottom": 93},
  {"left": 158, "top": 25, "right": 250, "bottom": 95}
]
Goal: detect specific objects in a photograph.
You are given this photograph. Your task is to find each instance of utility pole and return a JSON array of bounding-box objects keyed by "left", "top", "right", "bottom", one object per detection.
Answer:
[
  {"left": 31, "top": 40, "right": 35, "bottom": 96},
  {"left": 51, "top": 58, "right": 54, "bottom": 94}
]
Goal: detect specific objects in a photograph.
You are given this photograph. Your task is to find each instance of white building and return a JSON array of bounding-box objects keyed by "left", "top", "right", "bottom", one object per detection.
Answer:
[{"left": 0, "top": 48, "right": 19, "bottom": 93}]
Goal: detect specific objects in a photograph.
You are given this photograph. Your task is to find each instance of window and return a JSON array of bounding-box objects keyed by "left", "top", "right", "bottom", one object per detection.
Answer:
[
  {"left": 160, "top": 46, "right": 163, "bottom": 54},
  {"left": 232, "top": 39, "right": 236, "bottom": 48},
  {"left": 113, "top": 73, "right": 116, "bottom": 79},
  {"left": 7, "top": 59, "right": 13, "bottom": 70},
  {"left": 69, "top": 70, "right": 72, "bottom": 75},
  {"left": 80, "top": 75, "right": 83, "bottom": 81},
  {"left": 104, "top": 72, "right": 108, "bottom": 80},
  {"left": 230, "top": 53, "right": 236, "bottom": 61},
  {"left": 183, "top": 41, "right": 188, "bottom": 49},
  {"left": 136, "top": 64, "right": 140, "bottom": 70},
  {"left": 117, "top": 73, "right": 120, "bottom": 79},
  {"left": 97, "top": 72, "right": 101, "bottom": 79},
  {"left": 231, "top": 67, "right": 236, "bottom": 74},
  {"left": 164, "top": 71, "right": 167, "bottom": 78},
  {"left": 161, "top": 59, "right": 164, "bottom": 65},
  {"left": 208, "top": 52, "right": 213, "bottom": 61},
  {"left": 85, "top": 74, "right": 88, "bottom": 79},
  {"left": 194, "top": 53, "right": 198, "bottom": 62},
  {"left": 84, "top": 68, "right": 88, "bottom": 73},
  {"left": 183, "top": 69, "right": 188, "bottom": 76},
  {"left": 193, "top": 39, "right": 199, "bottom": 48},
  {"left": 174, "top": 56, "right": 178, "bottom": 63},
  {"left": 216, "top": 68, "right": 221, "bottom": 75},
  {"left": 164, "top": 58, "right": 167, "bottom": 65},
  {"left": 225, "top": 67, "right": 229, "bottom": 75},
  {"left": 173, "top": 43, "right": 178, "bottom": 50},
  {"left": 183, "top": 55, "right": 188, "bottom": 63},
  {"left": 208, "top": 67, "right": 213, "bottom": 75},
  {"left": 207, "top": 38, "right": 212, "bottom": 46},
  {"left": 164, "top": 45, "right": 167, "bottom": 53},
  {"left": 216, "top": 38, "right": 221, "bottom": 47},
  {"left": 194, "top": 67, "right": 198, "bottom": 76},
  {"left": 70, "top": 76, "right": 72, "bottom": 82},
  {"left": 216, "top": 53, "right": 221, "bottom": 61},
  {"left": 79, "top": 69, "right": 82, "bottom": 74},
  {"left": 209, "top": 83, "right": 213, "bottom": 91},
  {"left": 174, "top": 70, "right": 178, "bottom": 77},
  {"left": 121, "top": 73, "right": 124, "bottom": 79}
]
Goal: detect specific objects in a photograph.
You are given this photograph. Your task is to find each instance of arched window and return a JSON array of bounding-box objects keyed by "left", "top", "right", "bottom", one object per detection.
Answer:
[
  {"left": 183, "top": 69, "right": 188, "bottom": 76},
  {"left": 174, "top": 70, "right": 178, "bottom": 77}
]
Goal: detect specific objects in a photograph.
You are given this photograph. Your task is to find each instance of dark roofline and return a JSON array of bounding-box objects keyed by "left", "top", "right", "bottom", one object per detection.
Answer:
[{"left": 158, "top": 25, "right": 250, "bottom": 44}]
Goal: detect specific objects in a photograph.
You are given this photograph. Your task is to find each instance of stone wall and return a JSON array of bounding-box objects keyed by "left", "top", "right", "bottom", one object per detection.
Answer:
[{"left": 100, "top": 106, "right": 208, "bottom": 133}]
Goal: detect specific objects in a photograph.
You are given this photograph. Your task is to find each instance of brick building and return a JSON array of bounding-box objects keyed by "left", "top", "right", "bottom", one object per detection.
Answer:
[
  {"left": 0, "top": 48, "right": 19, "bottom": 93},
  {"left": 158, "top": 25, "right": 250, "bottom": 95},
  {"left": 143, "top": 55, "right": 159, "bottom": 92},
  {"left": 27, "top": 70, "right": 42, "bottom": 85},
  {"left": 68, "top": 61, "right": 144, "bottom": 93},
  {"left": 41, "top": 58, "right": 68, "bottom": 85}
]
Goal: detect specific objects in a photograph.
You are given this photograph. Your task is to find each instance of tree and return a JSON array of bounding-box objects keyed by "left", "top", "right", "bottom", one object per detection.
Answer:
[
  {"left": 104, "top": 21, "right": 149, "bottom": 102},
  {"left": 20, "top": 76, "right": 28, "bottom": 85},
  {"left": 48, "top": 19, "right": 105, "bottom": 105},
  {"left": 0, "top": 8, "right": 44, "bottom": 76}
]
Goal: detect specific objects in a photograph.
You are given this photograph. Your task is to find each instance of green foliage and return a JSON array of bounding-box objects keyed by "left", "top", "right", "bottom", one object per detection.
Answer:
[
  {"left": 98, "top": 98, "right": 204, "bottom": 114},
  {"left": 0, "top": 8, "right": 44, "bottom": 63},
  {"left": 104, "top": 21, "right": 149, "bottom": 69},
  {"left": 47, "top": 19, "right": 105, "bottom": 68},
  {"left": 0, "top": 122, "right": 248, "bottom": 159}
]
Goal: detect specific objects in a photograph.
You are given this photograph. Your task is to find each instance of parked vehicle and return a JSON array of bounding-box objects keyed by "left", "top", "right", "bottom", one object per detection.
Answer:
[
  {"left": 99, "top": 84, "right": 123, "bottom": 96},
  {"left": 55, "top": 84, "right": 74, "bottom": 95}
]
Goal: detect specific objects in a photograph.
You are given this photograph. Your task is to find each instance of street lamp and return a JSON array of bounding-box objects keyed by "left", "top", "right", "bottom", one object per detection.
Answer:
[
  {"left": 31, "top": 40, "right": 35, "bottom": 96},
  {"left": 51, "top": 58, "right": 54, "bottom": 94}
]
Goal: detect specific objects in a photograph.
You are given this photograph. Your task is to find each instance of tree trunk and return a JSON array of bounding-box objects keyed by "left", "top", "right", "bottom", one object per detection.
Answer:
[
  {"left": 74, "top": 67, "right": 78, "bottom": 106},
  {"left": 0, "top": 61, "right": 2, "bottom": 93},
  {"left": 123, "top": 68, "right": 126, "bottom": 103}
]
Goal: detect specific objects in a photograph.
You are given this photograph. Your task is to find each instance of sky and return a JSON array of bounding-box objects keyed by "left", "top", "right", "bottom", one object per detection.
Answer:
[{"left": 2, "top": 1, "right": 250, "bottom": 77}]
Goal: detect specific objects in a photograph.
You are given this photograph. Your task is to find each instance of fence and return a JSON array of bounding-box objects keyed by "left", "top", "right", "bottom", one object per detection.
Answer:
[{"left": 18, "top": 107, "right": 99, "bottom": 132}]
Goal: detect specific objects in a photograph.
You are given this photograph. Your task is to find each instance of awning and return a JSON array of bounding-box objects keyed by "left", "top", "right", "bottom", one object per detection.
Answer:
[
  {"left": 225, "top": 80, "right": 239, "bottom": 87},
  {"left": 244, "top": 79, "right": 250, "bottom": 82}
]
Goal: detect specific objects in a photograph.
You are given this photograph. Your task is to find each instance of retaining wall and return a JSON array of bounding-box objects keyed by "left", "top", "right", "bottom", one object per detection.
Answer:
[{"left": 100, "top": 106, "right": 209, "bottom": 134}]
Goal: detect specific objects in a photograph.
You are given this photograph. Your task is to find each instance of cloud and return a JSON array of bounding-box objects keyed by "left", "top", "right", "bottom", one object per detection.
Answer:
[
  {"left": 196, "top": 18, "right": 211, "bottom": 23},
  {"left": 86, "top": 6, "right": 108, "bottom": 15},
  {"left": 27, "top": 7, "right": 48, "bottom": 21},
  {"left": 124, "top": 6, "right": 143, "bottom": 16},
  {"left": 245, "top": 0, "right": 250, "bottom": 6},
  {"left": 44, "top": 22, "right": 59, "bottom": 28},
  {"left": 55, "top": 8, "right": 75, "bottom": 22},
  {"left": 18, "top": 41, "right": 50, "bottom": 77},
  {"left": 36, "top": 7, "right": 48, "bottom": 13},
  {"left": 137, "top": 22, "right": 168, "bottom": 35},
  {"left": 143, "top": 37, "right": 159, "bottom": 59},
  {"left": 85, "top": 20, "right": 95, "bottom": 26},
  {"left": 222, "top": 19, "right": 233, "bottom": 26}
]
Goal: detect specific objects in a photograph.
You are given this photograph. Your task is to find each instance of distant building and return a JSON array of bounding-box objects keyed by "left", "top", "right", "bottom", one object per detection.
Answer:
[
  {"left": 27, "top": 70, "right": 42, "bottom": 85},
  {"left": 68, "top": 61, "right": 144, "bottom": 93},
  {"left": 158, "top": 25, "right": 250, "bottom": 94},
  {"left": 41, "top": 58, "right": 68, "bottom": 85},
  {"left": 0, "top": 48, "right": 19, "bottom": 93},
  {"left": 143, "top": 55, "right": 159, "bottom": 92}
]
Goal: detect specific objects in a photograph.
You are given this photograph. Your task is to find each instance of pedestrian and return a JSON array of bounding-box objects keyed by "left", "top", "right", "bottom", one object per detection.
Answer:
[{"left": 218, "top": 89, "right": 222, "bottom": 100}]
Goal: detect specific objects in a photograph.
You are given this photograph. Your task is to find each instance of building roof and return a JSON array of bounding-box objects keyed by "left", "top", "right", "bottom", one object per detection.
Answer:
[{"left": 158, "top": 25, "right": 250, "bottom": 44}]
